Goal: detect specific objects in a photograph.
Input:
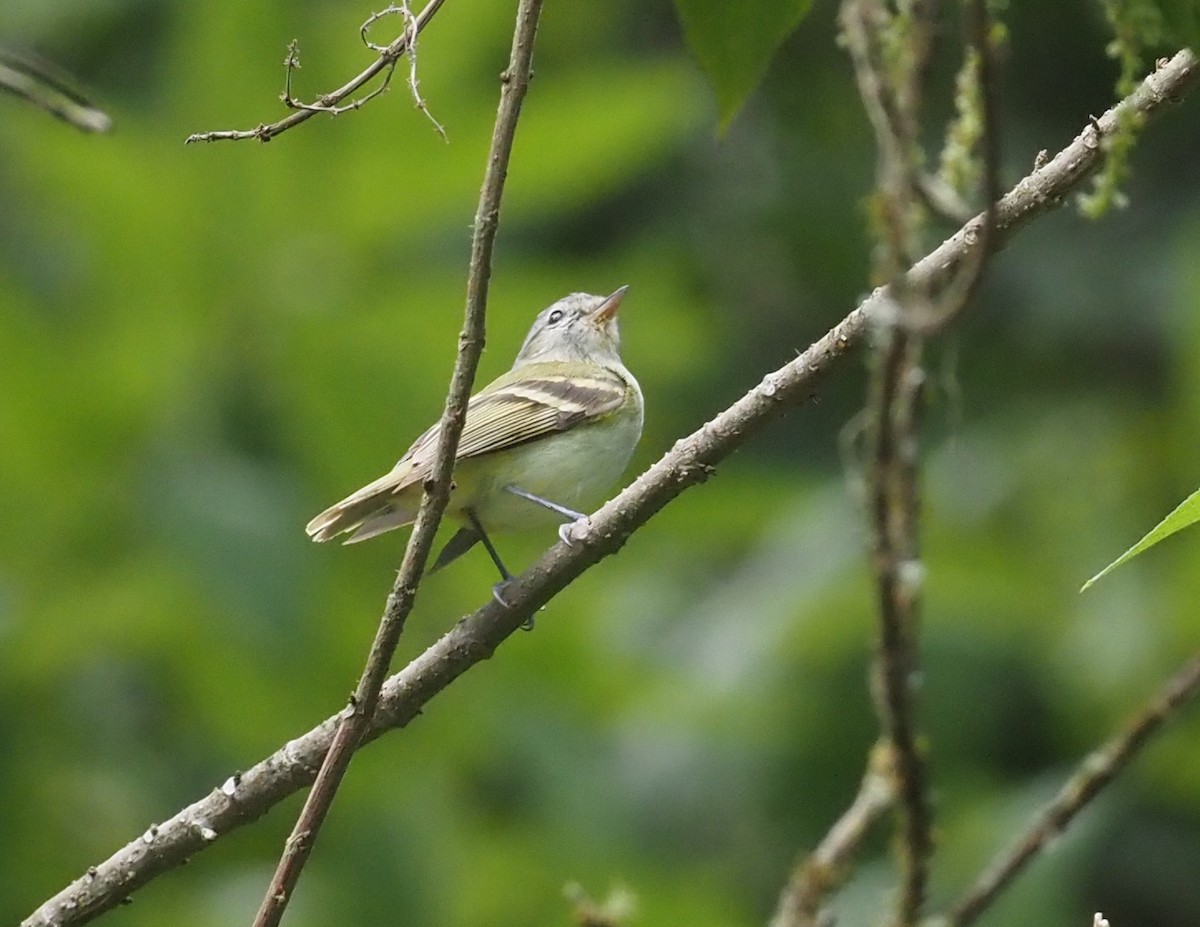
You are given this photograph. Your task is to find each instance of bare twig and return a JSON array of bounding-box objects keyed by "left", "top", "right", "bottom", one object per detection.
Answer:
[
  {"left": 396, "top": 1, "right": 447, "bottom": 138},
  {"left": 896, "top": 0, "right": 942, "bottom": 126},
  {"left": 840, "top": 0, "right": 923, "bottom": 271},
  {"left": 943, "top": 651, "right": 1200, "bottom": 927},
  {"left": 865, "top": 318, "right": 931, "bottom": 927},
  {"left": 907, "top": 0, "right": 1003, "bottom": 333},
  {"left": 916, "top": 171, "right": 975, "bottom": 225},
  {"left": 184, "top": 0, "right": 446, "bottom": 144},
  {"left": 277, "top": 39, "right": 396, "bottom": 117},
  {"left": 248, "top": 3, "right": 543, "bottom": 926},
  {"left": 841, "top": 2, "right": 938, "bottom": 922},
  {"left": 842, "top": 4, "right": 1004, "bottom": 923},
  {"left": 0, "top": 48, "right": 112, "bottom": 133},
  {"left": 770, "top": 742, "right": 897, "bottom": 927},
  {"left": 21, "top": 48, "right": 1200, "bottom": 927},
  {"left": 358, "top": 2, "right": 447, "bottom": 138}
]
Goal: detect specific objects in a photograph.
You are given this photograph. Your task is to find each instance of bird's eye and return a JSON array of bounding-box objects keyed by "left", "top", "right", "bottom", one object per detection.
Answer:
[{"left": 547, "top": 309, "right": 564, "bottom": 324}]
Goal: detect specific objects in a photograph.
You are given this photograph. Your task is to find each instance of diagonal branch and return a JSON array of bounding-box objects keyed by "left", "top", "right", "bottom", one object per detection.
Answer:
[
  {"left": 249, "top": 2, "right": 543, "bottom": 926},
  {"left": 943, "top": 650, "right": 1200, "bottom": 927},
  {"left": 21, "top": 47, "right": 1200, "bottom": 927},
  {"left": 184, "top": 0, "right": 447, "bottom": 144},
  {"left": 770, "top": 741, "right": 897, "bottom": 927},
  {"left": 0, "top": 48, "right": 112, "bottom": 132}
]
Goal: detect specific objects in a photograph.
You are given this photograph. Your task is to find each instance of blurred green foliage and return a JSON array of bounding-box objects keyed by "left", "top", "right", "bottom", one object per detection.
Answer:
[
  {"left": 2, "top": 2, "right": 1200, "bottom": 927},
  {"left": 673, "top": 0, "right": 812, "bottom": 130}
]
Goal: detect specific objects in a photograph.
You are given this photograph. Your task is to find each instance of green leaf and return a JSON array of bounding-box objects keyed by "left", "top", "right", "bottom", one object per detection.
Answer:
[
  {"left": 1081, "top": 485, "right": 1200, "bottom": 591},
  {"left": 674, "top": 0, "right": 813, "bottom": 131}
]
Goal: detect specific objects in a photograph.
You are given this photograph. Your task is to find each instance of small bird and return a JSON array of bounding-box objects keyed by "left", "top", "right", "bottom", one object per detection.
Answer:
[{"left": 306, "top": 287, "right": 643, "bottom": 586}]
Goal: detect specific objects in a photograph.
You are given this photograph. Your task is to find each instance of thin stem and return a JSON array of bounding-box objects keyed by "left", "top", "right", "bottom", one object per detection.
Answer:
[
  {"left": 0, "top": 49, "right": 112, "bottom": 132},
  {"left": 907, "top": 0, "right": 1002, "bottom": 333},
  {"left": 184, "top": 0, "right": 447, "bottom": 144},
  {"left": 842, "top": 0, "right": 937, "bottom": 920},
  {"left": 944, "top": 651, "right": 1200, "bottom": 927},
  {"left": 844, "top": 4, "right": 1004, "bottom": 922},
  {"left": 866, "top": 321, "right": 930, "bottom": 927},
  {"left": 770, "top": 742, "right": 897, "bottom": 927},
  {"left": 249, "top": 2, "right": 544, "bottom": 926}
]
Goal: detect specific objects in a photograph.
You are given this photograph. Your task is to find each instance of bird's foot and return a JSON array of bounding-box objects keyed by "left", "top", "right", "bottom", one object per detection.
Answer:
[
  {"left": 491, "top": 579, "right": 535, "bottom": 630},
  {"left": 558, "top": 516, "right": 593, "bottom": 547}
]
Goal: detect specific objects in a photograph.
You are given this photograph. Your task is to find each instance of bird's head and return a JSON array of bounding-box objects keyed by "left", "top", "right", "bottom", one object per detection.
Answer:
[{"left": 514, "top": 286, "right": 629, "bottom": 366}]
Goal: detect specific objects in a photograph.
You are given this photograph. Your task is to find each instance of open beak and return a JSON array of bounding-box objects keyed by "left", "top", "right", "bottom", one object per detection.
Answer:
[{"left": 592, "top": 285, "right": 629, "bottom": 324}]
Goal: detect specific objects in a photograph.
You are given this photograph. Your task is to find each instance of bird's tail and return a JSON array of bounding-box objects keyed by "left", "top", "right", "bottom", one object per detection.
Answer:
[{"left": 305, "top": 470, "right": 416, "bottom": 543}]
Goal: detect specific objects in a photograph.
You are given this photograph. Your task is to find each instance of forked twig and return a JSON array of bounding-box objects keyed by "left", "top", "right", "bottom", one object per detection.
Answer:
[
  {"left": 277, "top": 39, "right": 395, "bottom": 116},
  {"left": 358, "top": 2, "right": 447, "bottom": 138},
  {"left": 185, "top": 0, "right": 447, "bottom": 143}
]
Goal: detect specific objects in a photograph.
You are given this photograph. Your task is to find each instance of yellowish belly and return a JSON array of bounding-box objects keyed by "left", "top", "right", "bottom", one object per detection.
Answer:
[{"left": 447, "top": 405, "right": 641, "bottom": 533}]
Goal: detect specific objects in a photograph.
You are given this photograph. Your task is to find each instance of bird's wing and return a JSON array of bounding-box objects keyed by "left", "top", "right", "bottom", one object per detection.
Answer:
[
  {"left": 304, "top": 364, "right": 627, "bottom": 542},
  {"left": 395, "top": 363, "right": 629, "bottom": 485}
]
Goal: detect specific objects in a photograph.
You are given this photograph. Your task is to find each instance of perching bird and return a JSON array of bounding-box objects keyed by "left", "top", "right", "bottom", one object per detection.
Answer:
[{"left": 306, "top": 287, "right": 643, "bottom": 584}]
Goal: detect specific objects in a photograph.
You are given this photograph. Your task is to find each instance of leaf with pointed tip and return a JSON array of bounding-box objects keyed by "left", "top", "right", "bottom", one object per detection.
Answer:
[
  {"left": 674, "top": 0, "right": 813, "bottom": 131},
  {"left": 1082, "top": 486, "right": 1200, "bottom": 591}
]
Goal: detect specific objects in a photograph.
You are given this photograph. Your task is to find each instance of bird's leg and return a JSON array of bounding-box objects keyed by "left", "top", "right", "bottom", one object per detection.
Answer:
[
  {"left": 503, "top": 485, "right": 591, "bottom": 546},
  {"left": 464, "top": 508, "right": 527, "bottom": 619},
  {"left": 464, "top": 509, "right": 511, "bottom": 582},
  {"left": 503, "top": 485, "right": 585, "bottom": 521}
]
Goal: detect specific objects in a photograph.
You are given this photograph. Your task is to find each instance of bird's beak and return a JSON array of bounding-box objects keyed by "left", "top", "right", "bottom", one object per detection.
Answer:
[{"left": 592, "top": 285, "right": 629, "bottom": 324}]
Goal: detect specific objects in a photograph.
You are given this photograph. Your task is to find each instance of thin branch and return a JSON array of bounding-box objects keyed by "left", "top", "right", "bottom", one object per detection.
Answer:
[
  {"left": 21, "top": 48, "right": 1200, "bottom": 927},
  {"left": 841, "top": 1, "right": 939, "bottom": 921},
  {"left": 276, "top": 39, "right": 397, "bottom": 117},
  {"left": 840, "top": 0, "right": 923, "bottom": 271},
  {"left": 770, "top": 742, "right": 897, "bottom": 927},
  {"left": 184, "top": 0, "right": 446, "bottom": 144},
  {"left": 0, "top": 48, "right": 112, "bottom": 133},
  {"left": 865, "top": 318, "right": 931, "bottom": 927},
  {"left": 249, "top": 3, "right": 543, "bottom": 926},
  {"left": 907, "top": 0, "right": 1003, "bottom": 334},
  {"left": 395, "top": 1, "right": 447, "bottom": 139},
  {"left": 896, "top": 0, "right": 942, "bottom": 128},
  {"left": 915, "top": 171, "right": 975, "bottom": 225},
  {"left": 357, "top": 3, "right": 447, "bottom": 138},
  {"left": 843, "top": 4, "right": 1004, "bottom": 922},
  {"left": 943, "top": 651, "right": 1200, "bottom": 927}
]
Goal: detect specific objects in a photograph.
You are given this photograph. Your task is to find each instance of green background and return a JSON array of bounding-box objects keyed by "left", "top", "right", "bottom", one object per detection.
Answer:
[{"left": 2, "top": 1, "right": 1200, "bottom": 925}]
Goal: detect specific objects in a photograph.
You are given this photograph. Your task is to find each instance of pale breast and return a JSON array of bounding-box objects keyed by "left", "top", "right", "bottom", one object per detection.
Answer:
[{"left": 456, "top": 367, "right": 643, "bottom": 532}]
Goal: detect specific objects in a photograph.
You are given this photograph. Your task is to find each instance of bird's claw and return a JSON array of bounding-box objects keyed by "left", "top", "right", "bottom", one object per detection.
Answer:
[
  {"left": 558, "top": 516, "right": 592, "bottom": 547},
  {"left": 491, "top": 580, "right": 536, "bottom": 630}
]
